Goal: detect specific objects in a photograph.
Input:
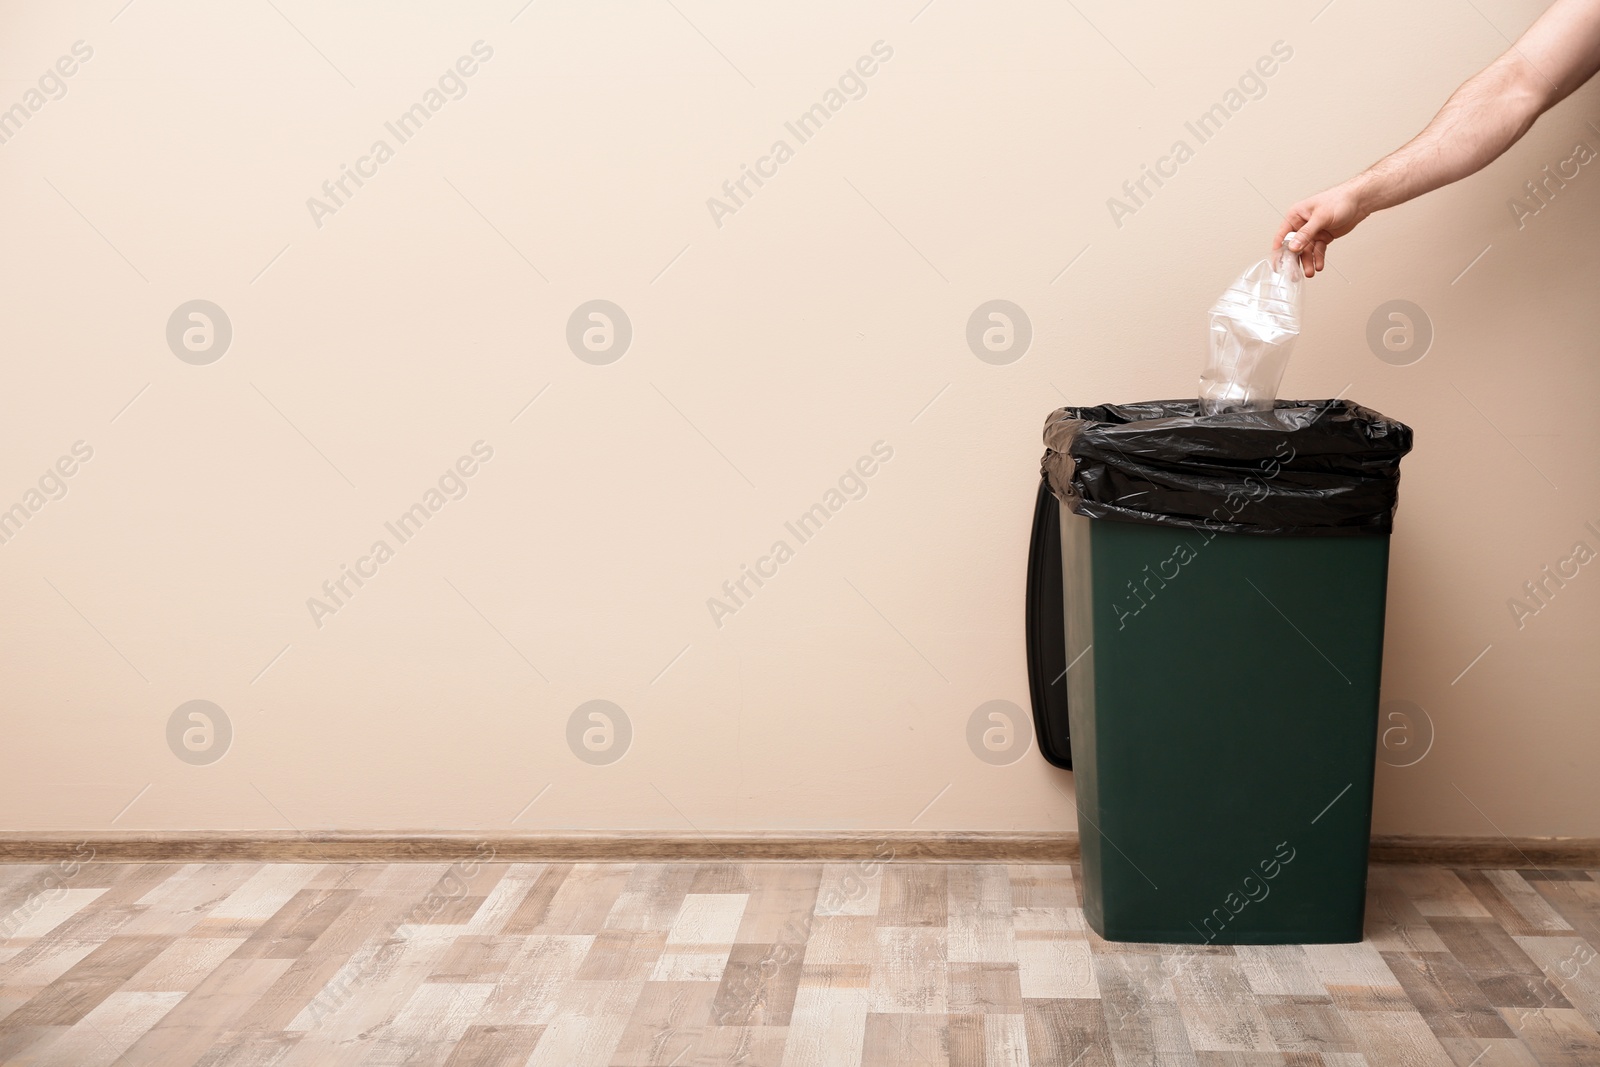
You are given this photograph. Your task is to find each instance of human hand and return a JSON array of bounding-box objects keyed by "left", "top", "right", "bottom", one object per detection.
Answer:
[{"left": 1272, "top": 181, "right": 1367, "bottom": 277}]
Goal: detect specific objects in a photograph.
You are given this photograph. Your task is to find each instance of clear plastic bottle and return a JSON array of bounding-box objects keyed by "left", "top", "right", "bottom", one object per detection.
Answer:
[{"left": 1199, "top": 237, "right": 1303, "bottom": 416}]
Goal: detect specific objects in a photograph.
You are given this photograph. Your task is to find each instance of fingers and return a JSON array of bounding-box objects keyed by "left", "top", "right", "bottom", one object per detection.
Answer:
[
  {"left": 1287, "top": 205, "right": 1330, "bottom": 253},
  {"left": 1277, "top": 190, "right": 1346, "bottom": 275},
  {"left": 1283, "top": 204, "right": 1331, "bottom": 277},
  {"left": 1294, "top": 238, "right": 1329, "bottom": 278}
]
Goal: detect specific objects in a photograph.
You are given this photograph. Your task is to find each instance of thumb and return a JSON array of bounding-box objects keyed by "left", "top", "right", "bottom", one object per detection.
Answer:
[
  {"left": 1285, "top": 206, "right": 1332, "bottom": 253},
  {"left": 1272, "top": 209, "right": 1307, "bottom": 253}
]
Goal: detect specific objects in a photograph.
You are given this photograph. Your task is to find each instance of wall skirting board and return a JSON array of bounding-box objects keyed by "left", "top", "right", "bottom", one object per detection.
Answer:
[{"left": 0, "top": 832, "right": 1597, "bottom": 867}]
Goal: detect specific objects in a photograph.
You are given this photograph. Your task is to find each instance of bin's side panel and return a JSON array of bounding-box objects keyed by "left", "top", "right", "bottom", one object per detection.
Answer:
[
  {"left": 1078, "top": 516, "right": 1390, "bottom": 944},
  {"left": 1058, "top": 505, "right": 1105, "bottom": 931}
]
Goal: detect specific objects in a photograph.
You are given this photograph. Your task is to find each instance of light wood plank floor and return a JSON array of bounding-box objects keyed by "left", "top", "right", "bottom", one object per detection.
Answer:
[{"left": 1, "top": 861, "right": 1598, "bottom": 1065}]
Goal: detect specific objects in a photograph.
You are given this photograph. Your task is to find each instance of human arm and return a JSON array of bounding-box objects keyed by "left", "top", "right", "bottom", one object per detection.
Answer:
[{"left": 1275, "top": 0, "right": 1600, "bottom": 276}]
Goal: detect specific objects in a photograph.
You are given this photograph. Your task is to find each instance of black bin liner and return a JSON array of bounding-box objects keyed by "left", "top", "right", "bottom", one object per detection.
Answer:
[{"left": 1041, "top": 399, "right": 1413, "bottom": 537}]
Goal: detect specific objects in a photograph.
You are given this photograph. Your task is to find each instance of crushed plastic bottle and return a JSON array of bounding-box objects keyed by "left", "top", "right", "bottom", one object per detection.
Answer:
[{"left": 1198, "top": 236, "right": 1304, "bottom": 416}]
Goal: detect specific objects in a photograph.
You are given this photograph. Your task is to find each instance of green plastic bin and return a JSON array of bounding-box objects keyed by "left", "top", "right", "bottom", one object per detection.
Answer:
[
  {"left": 1041, "top": 399, "right": 1413, "bottom": 945},
  {"left": 1061, "top": 505, "right": 1388, "bottom": 943}
]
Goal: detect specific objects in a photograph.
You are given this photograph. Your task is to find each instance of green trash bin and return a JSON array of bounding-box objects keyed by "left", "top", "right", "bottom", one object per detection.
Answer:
[{"left": 1042, "top": 399, "right": 1413, "bottom": 945}]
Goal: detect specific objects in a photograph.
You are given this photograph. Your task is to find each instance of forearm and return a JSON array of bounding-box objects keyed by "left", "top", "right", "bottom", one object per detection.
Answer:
[
  {"left": 1275, "top": 0, "right": 1600, "bottom": 277},
  {"left": 1348, "top": 54, "right": 1546, "bottom": 217}
]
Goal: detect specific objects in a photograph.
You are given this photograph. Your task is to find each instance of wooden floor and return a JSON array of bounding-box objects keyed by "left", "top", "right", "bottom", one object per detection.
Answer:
[{"left": 1, "top": 861, "right": 1598, "bottom": 1066}]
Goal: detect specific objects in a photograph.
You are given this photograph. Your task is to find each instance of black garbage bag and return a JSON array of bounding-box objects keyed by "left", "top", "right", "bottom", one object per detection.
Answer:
[{"left": 1041, "top": 399, "right": 1413, "bottom": 537}]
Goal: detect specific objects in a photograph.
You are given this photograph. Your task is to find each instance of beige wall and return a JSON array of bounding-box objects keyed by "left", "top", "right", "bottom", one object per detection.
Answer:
[{"left": 2, "top": 0, "right": 1596, "bottom": 838}]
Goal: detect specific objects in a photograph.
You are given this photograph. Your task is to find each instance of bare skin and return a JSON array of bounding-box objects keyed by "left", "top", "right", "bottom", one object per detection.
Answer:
[{"left": 1275, "top": 0, "right": 1600, "bottom": 277}]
